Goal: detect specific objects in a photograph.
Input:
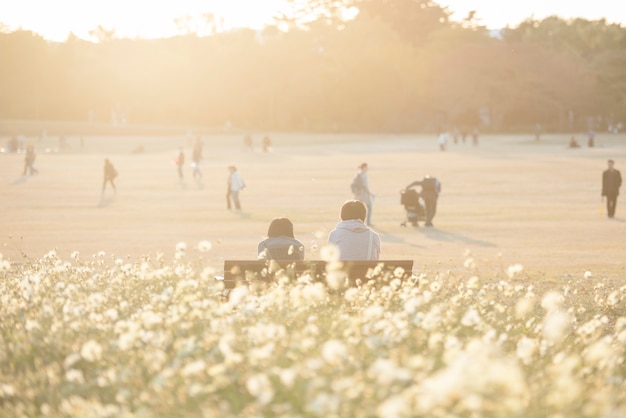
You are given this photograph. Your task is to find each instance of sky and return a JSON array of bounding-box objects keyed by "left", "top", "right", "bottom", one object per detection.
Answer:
[{"left": 1, "top": 0, "right": 626, "bottom": 42}]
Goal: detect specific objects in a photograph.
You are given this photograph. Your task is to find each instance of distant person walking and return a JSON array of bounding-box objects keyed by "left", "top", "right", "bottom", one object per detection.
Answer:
[
  {"left": 587, "top": 129, "right": 595, "bottom": 147},
  {"left": 472, "top": 128, "right": 480, "bottom": 146},
  {"left": 102, "top": 158, "right": 117, "bottom": 194},
  {"left": 243, "top": 134, "right": 253, "bottom": 152},
  {"left": 258, "top": 218, "right": 305, "bottom": 260},
  {"left": 534, "top": 123, "right": 542, "bottom": 141},
  {"left": 351, "top": 162, "right": 374, "bottom": 226},
  {"left": 192, "top": 137, "right": 203, "bottom": 179},
  {"left": 175, "top": 147, "right": 185, "bottom": 179},
  {"left": 438, "top": 130, "right": 449, "bottom": 151},
  {"left": 227, "top": 165, "right": 245, "bottom": 210},
  {"left": 328, "top": 200, "right": 380, "bottom": 261},
  {"left": 262, "top": 135, "right": 273, "bottom": 153},
  {"left": 406, "top": 175, "right": 441, "bottom": 227},
  {"left": 22, "top": 145, "right": 38, "bottom": 176},
  {"left": 602, "top": 159, "right": 622, "bottom": 218}
]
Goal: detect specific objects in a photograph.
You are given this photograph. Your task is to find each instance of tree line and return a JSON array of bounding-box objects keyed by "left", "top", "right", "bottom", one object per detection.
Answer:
[{"left": 1, "top": 0, "right": 625, "bottom": 133}]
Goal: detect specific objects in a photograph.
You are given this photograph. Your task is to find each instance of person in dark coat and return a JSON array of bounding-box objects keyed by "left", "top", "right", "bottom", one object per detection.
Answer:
[
  {"left": 602, "top": 159, "right": 622, "bottom": 218},
  {"left": 258, "top": 218, "right": 305, "bottom": 260},
  {"left": 406, "top": 175, "right": 441, "bottom": 227},
  {"left": 22, "top": 145, "right": 38, "bottom": 176},
  {"left": 102, "top": 158, "right": 117, "bottom": 194}
]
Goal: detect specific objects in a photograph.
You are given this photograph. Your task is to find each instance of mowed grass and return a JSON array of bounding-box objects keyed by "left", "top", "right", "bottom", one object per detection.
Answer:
[
  {"left": 1, "top": 131, "right": 625, "bottom": 281},
  {"left": 1, "top": 130, "right": 626, "bottom": 417}
]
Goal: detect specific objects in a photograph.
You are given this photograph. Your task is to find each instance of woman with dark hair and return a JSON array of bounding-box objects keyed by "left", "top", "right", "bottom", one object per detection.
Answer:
[{"left": 258, "top": 218, "right": 305, "bottom": 260}]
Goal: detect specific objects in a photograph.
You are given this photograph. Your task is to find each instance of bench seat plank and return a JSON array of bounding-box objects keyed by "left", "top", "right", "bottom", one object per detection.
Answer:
[{"left": 221, "top": 259, "right": 414, "bottom": 289}]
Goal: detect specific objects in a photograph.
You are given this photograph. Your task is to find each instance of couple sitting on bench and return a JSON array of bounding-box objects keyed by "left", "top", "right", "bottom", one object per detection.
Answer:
[
  {"left": 258, "top": 200, "right": 380, "bottom": 261},
  {"left": 222, "top": 201, "right": 413, "bottom": 288}
]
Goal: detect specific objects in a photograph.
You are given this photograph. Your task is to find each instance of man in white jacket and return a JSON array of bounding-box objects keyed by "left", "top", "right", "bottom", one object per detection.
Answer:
[
  {"left": 328, "top": 200, "right": 380, "bottom": 260},
  {"left": 227, "top": 165, "right": 245, "bottom": 210},
  {"left": 352, "top": 162, "right": 374, "bottom": 226}
]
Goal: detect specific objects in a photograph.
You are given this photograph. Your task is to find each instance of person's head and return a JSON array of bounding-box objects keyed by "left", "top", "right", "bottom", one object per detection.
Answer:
[
  {"left": 267, "top": 217, "right": 295, "bottom": 238},
  {"left": 228, "top": 165, "right": 237, "bottom": 172},
  {"left": 340, "top": 200, "right": 367, "bottom": 222},
  {"left": 358, "top": 162, "right": 368, "bottom": 172},
  {"left": 608, "top": 159, "right": 615, "bottom": 169}
]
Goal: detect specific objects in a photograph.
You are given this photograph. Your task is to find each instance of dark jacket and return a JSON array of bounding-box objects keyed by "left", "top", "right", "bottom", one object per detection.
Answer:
[
  {"left": 602, "top": 169, "right": 622, "bottom": 196},
  {"left": 258, "top": 236, "right": 305, "bottom": 260},
  {"left": 104, "top": 161, "right": 117, "bottom": 179}
]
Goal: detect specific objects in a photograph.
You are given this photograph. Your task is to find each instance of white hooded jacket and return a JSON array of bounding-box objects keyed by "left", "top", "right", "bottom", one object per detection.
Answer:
[
  {"left": 328, "top": 219, "right": 380, "bottom": 260},
  {"left": 229, "top": 171, "right": 245, "bottom": 191}
]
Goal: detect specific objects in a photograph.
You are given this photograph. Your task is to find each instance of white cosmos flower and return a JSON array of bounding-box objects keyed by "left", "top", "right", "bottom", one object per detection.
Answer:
[
  {"left": 377, "top": 394, "right": 409, "bottom": 418},
  {"left": 607, "top": 290, "right": 620, "bottom": 306},
  {"left": 583, "top": 337, "right": 615, "bottom": 369},
  {"left": 80, "top": 340, "right": 103, "bottom": 362},
  {"left": 516, "top": 337, "right": 537, "bottom": 365},
  {"left": 616, "top": 317, "right": 626, "bottom": 333},
  {"left": 321, "top": 340, "right": 348, "bottom": 366},
  {"left": 246, "top": 373, "right": 274, "bottom": 405},
  {"left": 461, "top": 309, "right": 481, "bottom": 327},
  {"left": 344, "top": 287, "right": 359, "bottom": 302},
  {"left": 104, "top": 308, "right": 119, "bottom": 322},
  {"left": 197, "top": 240, "right": 212, "bottom": 252},
  {"left": 0, "top": 384, "right": 15, "bottom": 397},
  {"left": 541, "top": 292, "right": 564, "bottom": 312},
  {"left": 507, "top": 263, "right": 524, "bottom": 279},
  {"left": 542, "top": 310, "right": 571, "bottom": 343},
  {"left": 279, "top": 368, "right": 297, "bottom": 388},
  {"left": 320, "top": 244, "right": 340, "bottom": 262},
  {"left": 228, "top": 286, "right": 248, "bottom": 305},
  {"left": 301, "top": 283, "right": 326, "bottom": 305},
  {"left": 181, "top": 360, "right": 206, "bottom": 377},
  {"left": 325, "top": 270, "right": 345, "bottom": 290},
  {"left": 467, "top": 276, "right": 480, "bottom": 289},
  {"left": 515, "top": 297, "right": 535, "bottom": 318},
  {"left": 25, "top": 319, "right": 40, "bottom": 332},
  {"left": 65, "top": 369, "right": 85, "bottom": 384},
  {"left": 0, "top": 253, "right": 11, "bottom": 272},
  {"left": 118, "top": 332, "right": 136, "bottom": 351}
]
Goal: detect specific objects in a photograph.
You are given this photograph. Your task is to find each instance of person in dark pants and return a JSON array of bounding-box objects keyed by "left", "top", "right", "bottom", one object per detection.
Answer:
[
  {"left": 406, "top": 175, "right": 441, "bottom": 227},
  {"left": 175, "top": 148, "right": 185, "bottom": 179},
  {"left": 226, "top": 165, "right": 245, "bottom": 210},
  {"left": 602, "top": 159, "right": 622, "bottom": 218},
  {"left": 22, "top": 145, "right": 38, "bottom": 176},
  {"left": 102, "top": 158, "right": 117, "bottom": 194}
]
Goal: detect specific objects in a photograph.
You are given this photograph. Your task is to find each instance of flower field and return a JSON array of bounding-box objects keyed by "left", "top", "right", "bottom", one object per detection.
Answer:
[{"left": 1, "top": 247, "right": 624, "bottom": 417}]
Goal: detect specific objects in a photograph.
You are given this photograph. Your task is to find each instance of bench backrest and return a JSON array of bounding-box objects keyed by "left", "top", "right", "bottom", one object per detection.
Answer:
[{"left": 222, "top": 259, "right": 414, "bottom": 289}]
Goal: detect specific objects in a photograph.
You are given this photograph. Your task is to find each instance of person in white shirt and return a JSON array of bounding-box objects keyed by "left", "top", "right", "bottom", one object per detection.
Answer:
[
  {"left": 227, "top": 165, "right": 245, "bottom": 210},
  {"left": 351, "top": 162, "right": 375, "bottom": 226},
  {"left": 328, "top": 200, "right": 380, "bottom": 261}
]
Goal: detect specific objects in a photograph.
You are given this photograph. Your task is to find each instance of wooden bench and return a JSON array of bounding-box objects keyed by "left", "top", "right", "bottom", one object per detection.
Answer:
[{"left": 218, "top": 259, "right": 414, "bottom": 289}]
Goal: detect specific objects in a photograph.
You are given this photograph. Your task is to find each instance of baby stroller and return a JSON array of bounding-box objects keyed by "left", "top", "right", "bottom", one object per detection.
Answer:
[{"left": 400, "top": 188, "right": 426, "bottom": 227}]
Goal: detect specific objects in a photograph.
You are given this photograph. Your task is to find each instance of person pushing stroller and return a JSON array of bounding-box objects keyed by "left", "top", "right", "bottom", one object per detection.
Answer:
[
  {"left": 404, "top": 175, "right": 441, "bottom": 227},
  {"left": 400, "top": 187, "right": 425, "bottom": 227}
]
